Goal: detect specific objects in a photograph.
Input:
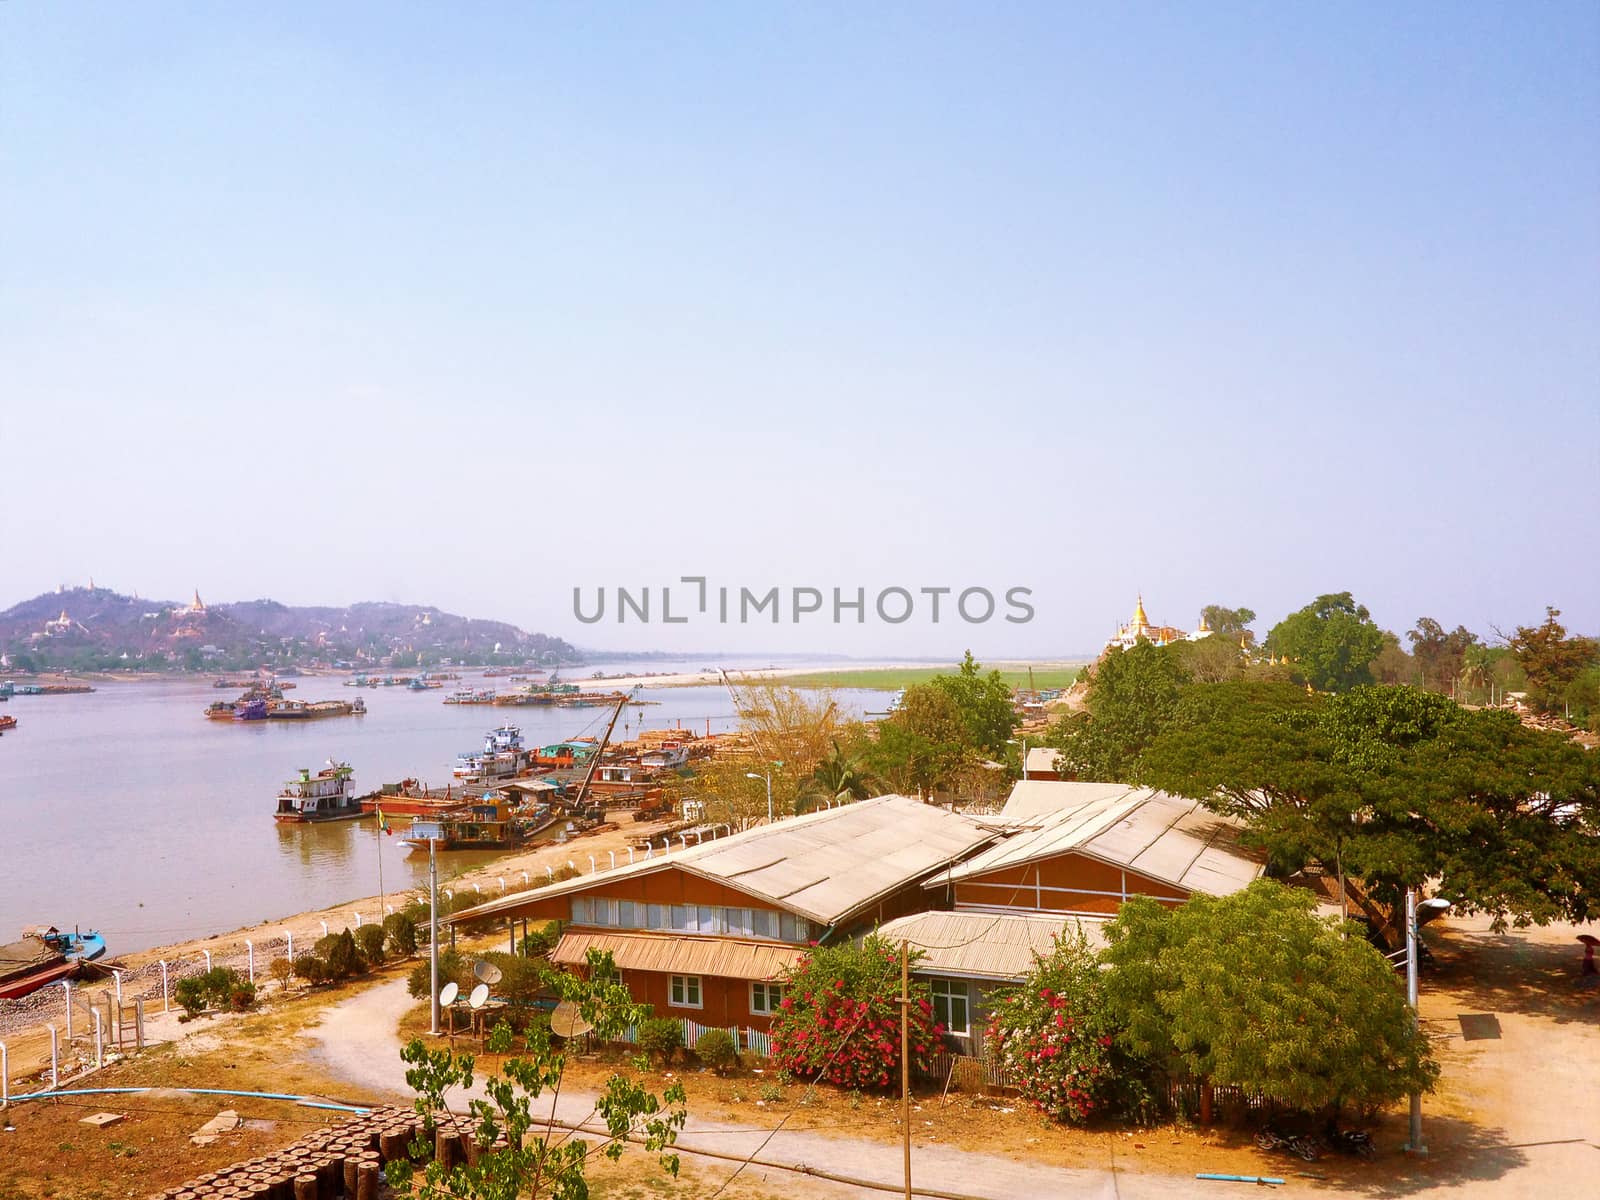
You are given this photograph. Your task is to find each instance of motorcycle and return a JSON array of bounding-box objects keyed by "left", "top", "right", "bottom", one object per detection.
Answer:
[
  {"left": 1254, "top": 1126, "right": 1322, "bottom": 1162},
  {"left": 1325, "top": 1124, "right": 1376, "bottom": 1161}
]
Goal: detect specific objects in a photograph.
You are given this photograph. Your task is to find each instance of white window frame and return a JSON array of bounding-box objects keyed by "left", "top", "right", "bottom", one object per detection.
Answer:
[
  {"left": 931, "top": 979, "right": 970, "bottom": 1037},
  {"left": 669, "top": 973, "right": 703, "bottom": 1010},
  {"left": 749, "top": 981, "right": 786, "bottom": 1016}
]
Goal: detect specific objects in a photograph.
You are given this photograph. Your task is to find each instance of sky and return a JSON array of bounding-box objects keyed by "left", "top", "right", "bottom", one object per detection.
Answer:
[{"left": 3, "top": 2, "right": 1596, "bottom": 658}]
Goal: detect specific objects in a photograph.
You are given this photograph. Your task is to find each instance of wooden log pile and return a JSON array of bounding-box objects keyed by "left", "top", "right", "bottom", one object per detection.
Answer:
[{"left": 144, "top": 1105, "right": 494, "bottom": 1200}]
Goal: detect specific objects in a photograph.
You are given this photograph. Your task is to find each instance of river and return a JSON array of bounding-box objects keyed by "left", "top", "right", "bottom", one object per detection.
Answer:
[{"left": 0, "top": 663, "right": 885, "bottom": 955}]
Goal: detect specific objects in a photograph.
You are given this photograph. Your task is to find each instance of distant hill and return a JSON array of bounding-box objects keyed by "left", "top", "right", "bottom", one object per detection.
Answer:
[{"left": 0, "top": 586, "right": 579, "bottom": 673}]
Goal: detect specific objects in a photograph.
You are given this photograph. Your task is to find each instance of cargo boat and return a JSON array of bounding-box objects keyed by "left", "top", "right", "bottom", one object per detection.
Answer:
[
  {"left": 0, "top": 926, "right": 107, "bottom": 999},
  {"left": 0, "top": 713, "right": 16, "bottom": 734},
  {"left": 274, "top": 761, "right": 368, "bottom": 822},
  {"left": 398, "top": 794, "right": 559, "bottom": 853}
]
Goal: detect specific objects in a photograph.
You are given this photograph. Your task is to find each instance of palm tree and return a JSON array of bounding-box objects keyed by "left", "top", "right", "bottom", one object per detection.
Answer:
[{"left": 795, "top": 740, "right": 884, "bottom": 813}]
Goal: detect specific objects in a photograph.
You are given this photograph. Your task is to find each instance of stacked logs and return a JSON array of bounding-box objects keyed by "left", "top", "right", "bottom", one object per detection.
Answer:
[{"left": 145, "top": 1105, "right": 490, "bottom": 1200}]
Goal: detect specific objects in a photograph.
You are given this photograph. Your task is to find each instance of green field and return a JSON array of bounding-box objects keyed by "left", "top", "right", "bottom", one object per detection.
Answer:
[{"left": 776, "top": 665, "right": 1088, "bottom": 692}]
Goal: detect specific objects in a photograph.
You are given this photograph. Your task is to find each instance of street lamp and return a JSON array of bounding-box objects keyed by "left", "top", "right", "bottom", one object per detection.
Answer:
[
  {"left": 1008, "top": 737, "right": 1029, "bottom": 780},
  {"left": 1405, "top": 892, "right": 1452, "bottom": 1155},
  {"left": 746, "top": 771, "right": 773, "bottom": 823}
]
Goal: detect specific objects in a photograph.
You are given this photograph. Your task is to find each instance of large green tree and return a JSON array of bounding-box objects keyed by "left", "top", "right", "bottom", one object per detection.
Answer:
[
  {"left": 1137, "top": 682, "right": 1600, "bottom": 938},
  {"left": 928, "top": 650, "right": 1019, "bottom": 756},
  {"left": 1047, "top": 642, "right": 1192, "bottom": 781},
  {"left": 1201, "top": 604, "right": 1257, "bottom": 643},
  {"left": 1101, "top": 884, "right": 1438, "bottom": 1114},
  {"left": 867, "top": 684, "right": 972, "bottom": 797},
  {"left": 1266, "top": 592, "right": 1385, "bottom": 691}
]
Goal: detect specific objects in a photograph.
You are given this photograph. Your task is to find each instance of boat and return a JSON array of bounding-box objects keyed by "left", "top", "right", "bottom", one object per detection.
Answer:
[
  {"left": 234, "top": 698, "right": 270, "bottom": 721},
  {"left": 0, "top": 680, "right": 12, "bottom": 700},
  {"left": 444, "top": 688, "right": 496, "bottom": 705},
  {"left": 269, "top": 700, "right": 312, "bottom": 719},
  {"left": 0, "top": 713, "right": 16, "bottom": 734},
  {"left": 204, "top": 700, "right": 236, "bottom": 720},
  {"left": 398, "top": 793, "right": 558, "bottom": 852},
  {"left": 274, "top": 761, "right": 368, "bottom": 822},
  {"left": 452, "top": 724, "right": 531, "bottom": 783},
  {"left": 0, "top": 926, "right": 107, "bottom": 1000}
]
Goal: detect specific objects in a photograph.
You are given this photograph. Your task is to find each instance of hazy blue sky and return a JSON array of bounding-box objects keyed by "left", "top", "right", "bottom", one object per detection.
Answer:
[{"left": 3, "top": 2, "right": 1596, "bottom": 657}]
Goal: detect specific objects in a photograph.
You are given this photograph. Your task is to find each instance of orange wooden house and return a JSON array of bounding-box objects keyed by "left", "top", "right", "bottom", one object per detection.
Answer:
[{"left": 449, "top": 795, "right": 1000, "bottom": 1045}]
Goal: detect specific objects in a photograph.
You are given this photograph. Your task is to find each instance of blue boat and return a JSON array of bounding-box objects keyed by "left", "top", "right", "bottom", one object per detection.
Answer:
[
  {"left": 40, "top": 926, "right": 107, "bottom": 962},
  {"left": 234, "top": 698, "right": 269, "bottom": 721}
]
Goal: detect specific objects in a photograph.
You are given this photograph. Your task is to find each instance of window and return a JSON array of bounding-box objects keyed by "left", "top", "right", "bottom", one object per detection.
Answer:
[
  {"left": 779, "top": 913, "right": 811, "bottom": 943},
  {"left": 617, "top": 900, "right": 637, "bottom": 927},
  {"left": 570, "top": 898, "right": 592, "bottom": 925},
  {"left": 751, "top": 909, "right": 778, "bottom": 939},
  {"left": 931, "top": 979, "right": 970, "bottom": 1037},
  {"left": 669, "top": 974, "right": 702, "bottom": 1009},
  {"left": 647, "top": 903, "right": 667, "bottom": 930},
  {"left": 670, "top": 904, "right": 689, "bottom": 931},
  {"left": 750, "top": 981, "right": 786, "bottom": 1015}
]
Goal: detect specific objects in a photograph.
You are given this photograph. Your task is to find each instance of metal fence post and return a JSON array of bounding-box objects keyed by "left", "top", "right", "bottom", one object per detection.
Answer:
[
  {"left": 62, "top": 980, "right": 73, "bottom": 1040},
  {"left": 245, "top": 940, "right": 255, "bottom": 983},
  {"left": 92, "top": 1009, "right": 103, "bottom": 1068},
  {"left": 160, "top": 960, "right": 169, "bottom": 1012},
  {"left": 1, "top": 1040, "right": 8, "bottom": 1109},
  {"left": 49, "top": 1025, "right": 59, "bottom": 1088}
]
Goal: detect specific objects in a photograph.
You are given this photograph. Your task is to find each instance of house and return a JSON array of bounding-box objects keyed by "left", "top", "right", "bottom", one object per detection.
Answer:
[
  {"left": 1022, "top": 746, "right": 1063, "bottom": 781},
  {"left": 447, "top": 795, "right": 1002, "bottom": 1044},
  {"left": 886, "top": 780, "right": 1267, "bottom": 1054}
]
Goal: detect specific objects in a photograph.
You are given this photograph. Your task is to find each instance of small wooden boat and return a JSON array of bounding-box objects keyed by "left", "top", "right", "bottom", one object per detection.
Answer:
[{"left": 0, "top": 714, "right": 16, "bottom": 734}]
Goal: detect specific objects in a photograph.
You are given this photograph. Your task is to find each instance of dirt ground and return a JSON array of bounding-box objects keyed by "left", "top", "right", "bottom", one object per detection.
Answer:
[{"left": 4, "top": 911, "right": 1596, "bottom": 1198}]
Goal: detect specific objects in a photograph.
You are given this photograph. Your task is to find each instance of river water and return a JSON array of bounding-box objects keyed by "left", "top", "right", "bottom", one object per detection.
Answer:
[{"left": 0, "top": 663, "right": 884, "bottom": 955}]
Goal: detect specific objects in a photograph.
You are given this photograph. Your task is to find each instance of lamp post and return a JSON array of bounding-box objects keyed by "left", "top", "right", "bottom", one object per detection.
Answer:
[
  {"left": 1008, "top": 737, "right": 1029, "bottom": 780},
  {"left": 1405, "top": 892, "right": 1452, "bottom": 1156},
  {"left": 746, "top": 771, "right": 773, "bottom": 823}
]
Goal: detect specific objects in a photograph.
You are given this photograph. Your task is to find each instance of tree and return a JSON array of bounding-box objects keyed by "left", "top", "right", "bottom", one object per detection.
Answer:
[
  {"left": 355, "top": 924, "right": 387, "bottom": 966},
  {"left": 927, "top": 651, "right": 1018, "bottom": 756},
  {"left": 385, "top": 912, "right": 418, "bottom": 958},
  {"left": 1368, "top": 631, "right": 1415, "bottom": 686},
  {"left": 1175, "top": 633, "right": 1246, "bottom": 684},
  {"left": 1101, "top": 884, "right": 1438, "bottom": 1114},
  {"left": 1508, "top": 607, "right": 1600, "bottom": 715},
  {"left": 867, "top": 684, "right": 972, "bottom": 798},
  {"left": 1137, "top": 681, "right": 1600, "bottom": 939},
  {"left": 1265, "top": 592, "right": 1385, "bottom": 691},
  {"left": 389, "top": 950, "right": 686, "bottom": 1200},
  {"left": 797, "top": 740, "right": 885, "bottom": 813},
  {"left": 1047, "top": 642, "right": 1192, "bottom": 781},
  {"left": 1201, "top": 605, "right": 1257, "bottom": 644},
  {"left": 1407, "top": 618, "right": 1478, "bottom": 693},
  {"left": 770, "top": 937, "right": 941, "bottom": 1091},
  {"left": 315, "top": 929, "right": 363, "bottom": 980}
]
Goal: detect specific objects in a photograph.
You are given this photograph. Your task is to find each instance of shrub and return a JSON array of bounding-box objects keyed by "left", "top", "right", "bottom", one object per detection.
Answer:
[
  {"left": 407, "top": 950, "right": 466, "bottom": 1000},
  {"left": 476, "top": 951, "right": 557, "bottom": 1008},
  {"left": 987, "top": 929, "right": 1121, "bottom": 1125},
  {"left": 695, "top": 1029, "right": 739, "bottom": 1073},
  {"left": 174, "top": 967, "right": 253, "bottom": 1017},
  {"left": 268, "top": 958, "right": 293, "bottom": 991},
  {"left": 383, "top": 912, "right": 417, "bottom": 958},
  {"left": 315, "top": 929, "right": 362, "bottom": 980},
  {"left": 294, "top": 954, "right": 328, "bottom": 985},
  {"left": 770, "top": 936, "right": 940, "bottom": 1091},
  {"left": 637, "top": 1017, "right": 685, "bottom": 1064},
  {"left": 355, "top": 924, "right": 387, "bottom": 966}
]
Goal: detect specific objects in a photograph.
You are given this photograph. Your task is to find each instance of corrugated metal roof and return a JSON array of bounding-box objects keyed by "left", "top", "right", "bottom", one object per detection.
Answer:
[
  {"left": 449, "top": 795, "right": 1000, "bottom": 928},
  {"left": 936, "top": 782, "right": 1263, "bottom": 896},
  {"left": 876, "top": 910, "right": 1109, "bottom": 981},
  {"left": 551, "top": 930, "right": 803, "bottom": 981},
  {"left": 1023, "top": 747, "right": 1063, "bottom": 776}
]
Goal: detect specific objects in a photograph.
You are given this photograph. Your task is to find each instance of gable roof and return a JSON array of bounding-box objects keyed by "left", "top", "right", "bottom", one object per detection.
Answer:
[
  {"left": 449, "top": 794, "right": 1000, "bottom": 929},
  {"left": 934, "top": 781, "right": 1264, "bottom": 897}
]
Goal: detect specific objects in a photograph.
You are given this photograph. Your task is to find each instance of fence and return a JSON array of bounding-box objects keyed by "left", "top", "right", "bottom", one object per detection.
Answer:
[{"left": 613, "top": 1016, "right": 774, "bottom": 1060}]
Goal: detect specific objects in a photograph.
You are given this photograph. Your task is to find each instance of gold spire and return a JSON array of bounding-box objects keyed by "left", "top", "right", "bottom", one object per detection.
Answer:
[{"left": 1132, "top": 593, "right": 1149, "bottom": 629}]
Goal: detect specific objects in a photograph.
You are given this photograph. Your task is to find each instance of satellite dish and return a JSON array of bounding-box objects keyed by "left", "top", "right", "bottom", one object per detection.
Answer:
[
  {"left": 549, "top": 1000, "right": 594, "bottom": 1038},
  {"left": 438, "top": 981, "right": 459, "bottom": 1007},
  {"left": 474, "top": 960, "right": 503, "bottom": 985},
  {"left": 468, "top": 983, "right": 490, "bottom": 1010}
]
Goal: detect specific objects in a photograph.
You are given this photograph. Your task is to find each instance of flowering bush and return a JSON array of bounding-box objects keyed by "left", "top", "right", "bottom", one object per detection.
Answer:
[
  {"left": 770, "top": 936, "right": 942, "bottom": 1091},
  {"left": 987, "top": 929, "right": 1118, "bottom": 1124}
]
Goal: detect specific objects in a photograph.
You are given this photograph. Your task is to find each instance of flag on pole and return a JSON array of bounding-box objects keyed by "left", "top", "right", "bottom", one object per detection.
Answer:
[{"left": 377, "top": 806, "right": 392, "bottom": 835}]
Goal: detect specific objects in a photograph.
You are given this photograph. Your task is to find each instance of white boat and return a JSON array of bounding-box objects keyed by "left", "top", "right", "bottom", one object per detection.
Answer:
[
  {"left": 274, "top": 761, "right": 366, "bottom": 823},
  {"left": 452, "top": 725, "right": 530, "bottom": 783}
]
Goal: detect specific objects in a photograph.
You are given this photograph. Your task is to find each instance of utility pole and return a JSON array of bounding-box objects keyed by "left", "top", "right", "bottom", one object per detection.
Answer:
[
  {"left": 900, "top": 939, "right": 911, "bottom": 1200},
  {"left": 1404, "top": 888, "right": 1426, "bottom": 1156},
  {"left": 429, "top": 837, "right": 440, "bottom": 1036}
]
